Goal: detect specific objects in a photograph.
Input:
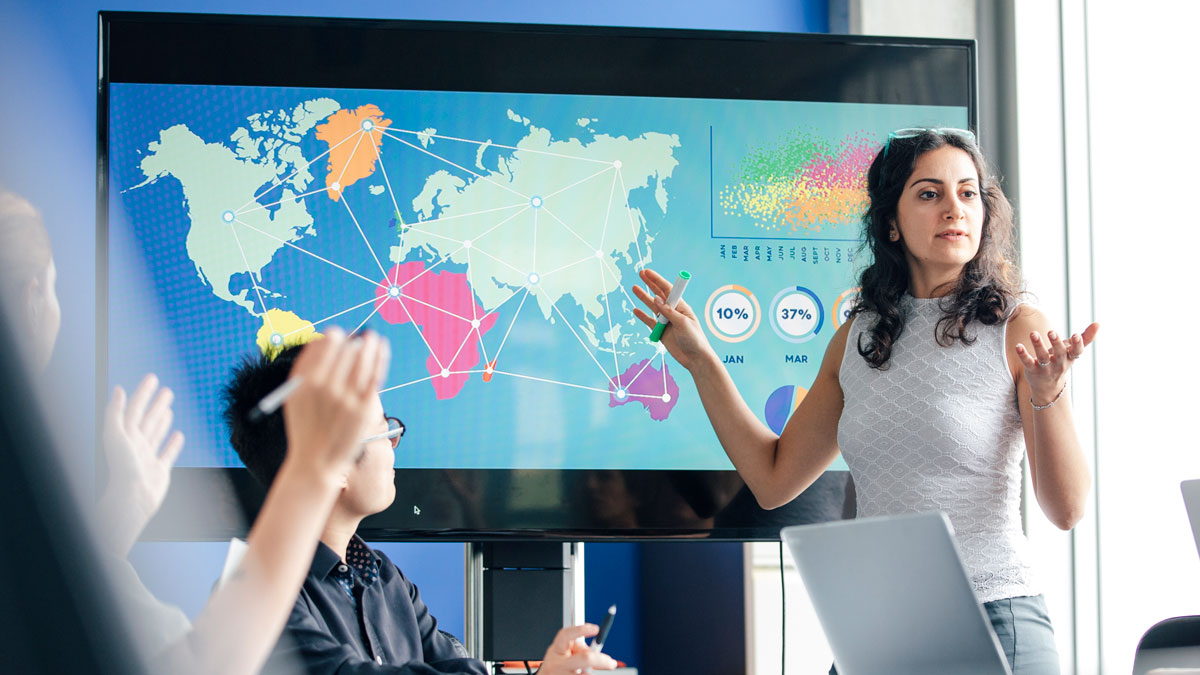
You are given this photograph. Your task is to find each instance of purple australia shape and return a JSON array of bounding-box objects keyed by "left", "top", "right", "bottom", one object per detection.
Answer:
[{"left": 609, "top": 359, "right": 680, "bottom": 421}]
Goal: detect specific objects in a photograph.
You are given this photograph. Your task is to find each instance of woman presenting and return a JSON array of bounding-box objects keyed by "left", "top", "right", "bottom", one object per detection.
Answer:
[{"left": 633, "top": 129, "right": 1097, "bottom": 674}]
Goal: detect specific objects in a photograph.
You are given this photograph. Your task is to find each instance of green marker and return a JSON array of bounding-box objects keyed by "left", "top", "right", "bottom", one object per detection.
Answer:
[{"left": 649, "top": 270, "right": 691, "bottom": 342}]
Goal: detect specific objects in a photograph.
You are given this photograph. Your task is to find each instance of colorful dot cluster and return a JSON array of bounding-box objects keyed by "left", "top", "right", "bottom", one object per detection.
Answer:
[{"left": 719, "top": 130, "right": 878, "bottom": 234}]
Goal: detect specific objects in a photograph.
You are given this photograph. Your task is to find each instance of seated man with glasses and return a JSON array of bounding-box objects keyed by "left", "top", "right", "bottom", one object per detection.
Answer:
[{"left": 222, "top": 339, "right": 616, "bottom": 675}]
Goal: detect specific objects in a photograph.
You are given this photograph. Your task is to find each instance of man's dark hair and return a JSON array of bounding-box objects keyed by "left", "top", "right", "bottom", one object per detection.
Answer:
[{"left": 221, "top": 344, "right": 305, "bottom": 487}]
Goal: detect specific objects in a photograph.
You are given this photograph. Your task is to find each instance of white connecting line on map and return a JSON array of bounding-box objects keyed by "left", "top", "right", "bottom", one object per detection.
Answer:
[{"left": 224, "top": 117, "right": 674, "bottom": 406}]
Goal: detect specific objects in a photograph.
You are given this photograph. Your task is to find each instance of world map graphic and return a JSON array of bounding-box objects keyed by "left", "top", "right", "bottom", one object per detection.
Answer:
[{"left": 108, "top": 83, "right": 964, "bottom": 470}]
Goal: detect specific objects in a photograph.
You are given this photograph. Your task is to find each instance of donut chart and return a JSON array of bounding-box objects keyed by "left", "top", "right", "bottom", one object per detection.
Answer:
[
  {"left": 704, "top": 284, "right": 762, "bottom": 343},
  {"left": 833, "top": 287, "right": 860, "bottom": 328},
  {"left": 769, "top": 286, "right": 824, "bottom": 343}
]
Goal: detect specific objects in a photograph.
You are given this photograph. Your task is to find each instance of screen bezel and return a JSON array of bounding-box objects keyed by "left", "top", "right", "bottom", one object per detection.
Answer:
[{"left": 98, "top": 11, "right": 976, "bottom": 541}]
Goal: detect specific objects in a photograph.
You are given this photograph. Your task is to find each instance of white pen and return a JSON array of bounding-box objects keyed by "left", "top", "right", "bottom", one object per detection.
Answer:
[
  {"left": 649, "top": 270, "right": 691, "bottom": 342},
  {"left": 247, "top": 376, "right": 303, "bottom": 421},
  {"left": 247, "top": 330, "right": 386, "bottom": 421}
]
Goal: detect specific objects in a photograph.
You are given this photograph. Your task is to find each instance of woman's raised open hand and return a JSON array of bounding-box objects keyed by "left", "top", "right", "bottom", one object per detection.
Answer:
[{"left": 1015, "top": 322, "right": 1100, "bottom": 405}]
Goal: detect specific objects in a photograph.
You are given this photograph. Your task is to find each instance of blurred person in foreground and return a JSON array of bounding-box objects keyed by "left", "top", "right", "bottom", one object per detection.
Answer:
[
  {"left": 0, "top": 188, "right": 396, "bottom": 674},
  {"left": 225, "top": 343, "right": 616, "bottom": 675}
]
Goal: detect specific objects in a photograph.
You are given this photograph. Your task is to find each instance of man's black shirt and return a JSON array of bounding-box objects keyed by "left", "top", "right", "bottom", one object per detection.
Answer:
[{"left": 272, "top": 537, "right": 487, "bottom": 675}]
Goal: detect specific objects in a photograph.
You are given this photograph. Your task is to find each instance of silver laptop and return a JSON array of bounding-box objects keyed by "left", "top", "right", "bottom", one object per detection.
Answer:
[
  {"left": 1182, "top": 479, "right": 1200, "bottom": 560},
  {"left": 781, "top": 511, "right": 1012, "bottom": 675}
]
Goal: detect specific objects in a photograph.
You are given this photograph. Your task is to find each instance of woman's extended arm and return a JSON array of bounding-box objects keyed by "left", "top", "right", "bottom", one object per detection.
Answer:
[
  {"left": 633, "top": 268, "right": 844, "bottom": 509},
  {"left": 1007, "top": 307, "right": 1099, "bottom": 530}
]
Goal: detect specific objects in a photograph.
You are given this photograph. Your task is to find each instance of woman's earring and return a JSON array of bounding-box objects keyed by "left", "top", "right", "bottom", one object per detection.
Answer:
[{"left": 888, "top": 230, "right": 899, "bottom": 242}]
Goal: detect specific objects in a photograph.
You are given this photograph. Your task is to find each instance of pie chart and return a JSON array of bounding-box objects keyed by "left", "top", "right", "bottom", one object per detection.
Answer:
[{"left": 764, "top": 384, "right": 808, "bottom": 435}]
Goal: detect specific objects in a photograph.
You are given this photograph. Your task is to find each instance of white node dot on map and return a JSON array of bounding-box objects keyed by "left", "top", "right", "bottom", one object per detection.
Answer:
[
  {"left": 662, "top": 393, "right": 671, "bottom": 403},
  {"left": 270, "top": 333, "right": 283, "bottom": 346},
  {"left": 440, "top": 369, "right": 450, "bottom": 378},
  {"left": 594, "top": 250, "right": 603, "bottom": 258},
  {"left": 222, "top": 210, "right": 235, "bottom": 223},
  {"left": 388, "top": 285, "right": 401, "bottom": 298},
  {"left": 331, "top": 182, "right": 341, "bottom": 192},
  {"left": 656, "top": 342, "right": 667, "bottom": 355},
  {"left": 463, "top": 239, "right": 472, "bottom": 249},
  {"left": 616, "top": 388, "right": 627, "bottom": 400},
  {"left": 485, "top": 367, "right": 494, "bottom": 375},
  {"left": 528, "top": 273, "right": 540, "bottom": 285},
  {"left": 530, "top": 196, "right": 543, "bottom": 208},
  {"left": 613, "top": 160, "right": 622, "bottom": 169},
  {"left": 361, "top": 119, "right": 374, "bottom": 130},
  {"left": 471, "top": 319, "right": 480, "bottom": 329}
]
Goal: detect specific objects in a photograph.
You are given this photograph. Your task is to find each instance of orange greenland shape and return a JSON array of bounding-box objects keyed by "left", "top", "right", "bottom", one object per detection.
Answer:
[{"left": 314, "top": 104, "right": 392, "bottom": 202}]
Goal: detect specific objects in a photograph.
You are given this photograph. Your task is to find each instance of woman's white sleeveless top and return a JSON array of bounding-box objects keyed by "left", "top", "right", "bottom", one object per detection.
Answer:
[{"left": 837, "top": 295, "right": 1036, "bottom": 603}]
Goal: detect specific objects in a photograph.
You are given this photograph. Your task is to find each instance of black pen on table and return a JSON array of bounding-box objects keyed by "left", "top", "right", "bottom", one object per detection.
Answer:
[{"left": 590, "top": 605, "right": 616, "bottom": 653}]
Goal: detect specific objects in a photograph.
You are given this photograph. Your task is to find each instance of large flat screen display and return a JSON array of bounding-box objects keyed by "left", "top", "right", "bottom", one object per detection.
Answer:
[{"left": 100, "top": 13, "right": 974, "bottom": 539}]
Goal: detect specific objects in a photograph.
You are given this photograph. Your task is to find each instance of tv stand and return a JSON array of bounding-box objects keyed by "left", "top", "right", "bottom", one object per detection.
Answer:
[{"left": 465, "top": 542, "right": 585, "bottom": 664}]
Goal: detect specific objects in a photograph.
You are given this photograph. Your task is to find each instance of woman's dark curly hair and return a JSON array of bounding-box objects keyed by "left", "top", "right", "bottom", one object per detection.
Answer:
[{"left": 851, "top": 130, "right": 1022, "bottom": 369}]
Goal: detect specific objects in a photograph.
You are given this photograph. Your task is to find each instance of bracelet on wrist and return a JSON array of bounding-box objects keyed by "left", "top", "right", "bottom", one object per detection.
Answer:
[{"left": 1031, "top": 384, "right": 1067, "bottom": 411}]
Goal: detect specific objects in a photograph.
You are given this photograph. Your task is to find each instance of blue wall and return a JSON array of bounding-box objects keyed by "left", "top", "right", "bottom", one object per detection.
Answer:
[
  {"left": 586, "top": 543, "right": 643, "bottom": 666},
  {"left": 1, "top": 3, "right": 828, "bottom": 461},
  {"left": 1, "top": 1, "right": 826, "bottom": 670},
  {"left": 129, "top": 541, "right": 467, "bottom": 635}
]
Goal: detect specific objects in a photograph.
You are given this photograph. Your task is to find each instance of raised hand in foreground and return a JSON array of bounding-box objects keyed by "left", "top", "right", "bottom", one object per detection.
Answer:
[
  {"left": 98, "top": 373, "right": 185, "bottom": 557},
  {"left": 282, "top": 327, "right": 390, "bottom": 478},
  {"left": 173, "top": 329, "right": 392, "bottom": 675}
]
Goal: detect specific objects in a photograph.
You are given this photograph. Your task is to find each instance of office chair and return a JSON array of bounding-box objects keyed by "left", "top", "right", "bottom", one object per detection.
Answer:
[{"left": 1132, "top": 615, "right": 1200, "bottom": 675}]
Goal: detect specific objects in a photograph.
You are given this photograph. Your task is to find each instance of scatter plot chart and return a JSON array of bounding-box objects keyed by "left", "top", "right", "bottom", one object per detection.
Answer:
[{"left": 715, "top": 129, "right": 877, "bottom": 239}]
